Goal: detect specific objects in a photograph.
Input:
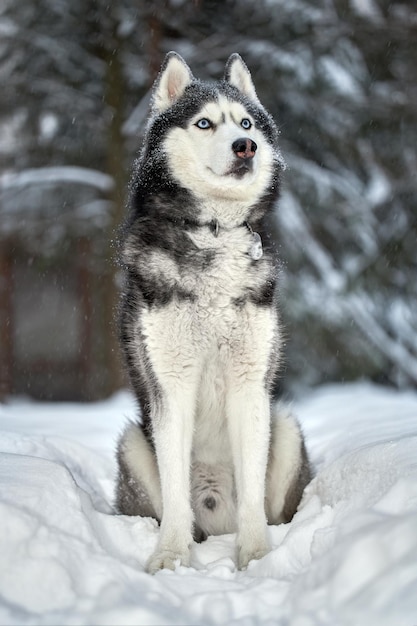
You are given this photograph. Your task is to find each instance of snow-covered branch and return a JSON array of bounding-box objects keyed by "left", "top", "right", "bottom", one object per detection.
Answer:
[{"left": 0, "top": 167, "right": 114, "bottom": 193}]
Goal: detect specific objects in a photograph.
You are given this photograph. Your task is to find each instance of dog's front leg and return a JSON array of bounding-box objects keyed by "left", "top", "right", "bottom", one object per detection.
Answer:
[
  {"left": 146, "top": 394, "right": 195, "bottom": 574},
  {"left": 227, "top": 386, "right": 271, "bottom": 570}
]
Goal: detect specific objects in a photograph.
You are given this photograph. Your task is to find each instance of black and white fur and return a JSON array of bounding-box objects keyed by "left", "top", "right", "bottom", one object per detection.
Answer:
[{"left": 116, "top": 52, "right": 311, "bottom": 574}]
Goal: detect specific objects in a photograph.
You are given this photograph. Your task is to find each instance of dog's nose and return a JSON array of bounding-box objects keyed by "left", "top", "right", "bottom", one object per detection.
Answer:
[{"left": 232, "top": 138, "right": 257, "bottom": 159}]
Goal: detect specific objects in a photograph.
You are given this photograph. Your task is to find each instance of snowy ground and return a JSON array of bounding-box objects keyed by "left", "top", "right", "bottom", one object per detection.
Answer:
[{"left": 1, "top": 383, "right": 416, "bottom": 626}]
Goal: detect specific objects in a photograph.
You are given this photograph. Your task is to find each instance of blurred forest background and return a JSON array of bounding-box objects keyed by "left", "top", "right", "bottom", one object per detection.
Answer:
[{"left": 0, "top": 0, "right": 416, "bottom": 401}]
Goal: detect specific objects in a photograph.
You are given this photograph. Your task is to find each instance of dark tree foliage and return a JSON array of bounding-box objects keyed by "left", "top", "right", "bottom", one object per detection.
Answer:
[{"left": 1, "top": 0, "right": 416, "bottom": 395}]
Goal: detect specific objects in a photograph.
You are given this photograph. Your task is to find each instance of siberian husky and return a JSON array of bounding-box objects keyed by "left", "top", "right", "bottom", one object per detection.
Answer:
[{"left": 116, "top": 52, "right": 311, "bottom": 574}]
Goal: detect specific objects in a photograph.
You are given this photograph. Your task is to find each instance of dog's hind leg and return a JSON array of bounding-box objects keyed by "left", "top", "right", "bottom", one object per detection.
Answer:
[
  {"left": 116, "top": 423, "right": 162, "bottom": 520},
  {"left": 265, "top": 405, "right": 312, "bottom": 524}
]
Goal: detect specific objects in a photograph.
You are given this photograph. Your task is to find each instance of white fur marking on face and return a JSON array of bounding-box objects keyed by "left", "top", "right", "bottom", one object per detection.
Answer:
[{"left": 163, "top": 96, "right": 275, "bottom": 216}]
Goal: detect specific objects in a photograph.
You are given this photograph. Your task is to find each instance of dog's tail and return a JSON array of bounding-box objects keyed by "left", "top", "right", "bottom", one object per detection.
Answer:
[
  {"left": 265, "top": 403, "right": 312, "bottom": 524},
  {"left": 115, "top": 422, "right": 162, "bottom": 520}
]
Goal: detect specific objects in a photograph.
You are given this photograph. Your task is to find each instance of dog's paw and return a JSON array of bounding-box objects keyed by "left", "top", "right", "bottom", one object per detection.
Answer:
[
  {"left": 146, "top": 547, "right": 191, "bottom": 574},
  {"left": 237, "top": 542, "right": 270, "bottom": 570}
]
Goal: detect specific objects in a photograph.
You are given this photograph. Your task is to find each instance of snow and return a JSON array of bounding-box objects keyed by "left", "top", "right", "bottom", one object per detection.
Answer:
[
  {"left": 39, "top": 113, "right": 59, "bottom": 141},
  {"left": 349, "top": 0, "right": 383, "bottom": 22},
  {"left": 319, "top": 56, "right": 363, "bottom": 99},
  {"left": 0, "top": 166, "right": 114, "bottom": 193},
  {"left": 1, "top": 383, "right": 417, "bottom": 625}
]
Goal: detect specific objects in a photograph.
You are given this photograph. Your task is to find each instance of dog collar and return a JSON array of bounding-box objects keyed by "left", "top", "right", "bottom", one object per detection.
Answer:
[
  {"left": 244, "top": 221, "right": 263, "bottom": 261},
  {"left": 209, "top": 219, "right": 263, "bottom": 261}
]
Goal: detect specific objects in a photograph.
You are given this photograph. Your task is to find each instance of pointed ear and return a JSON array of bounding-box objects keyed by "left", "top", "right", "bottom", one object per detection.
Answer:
[
  {"left": 152, "top": 52, "right": 194, "bottom": 113},
  {"left": 224, "top": 54, "right": 260, "bottom": 104}
]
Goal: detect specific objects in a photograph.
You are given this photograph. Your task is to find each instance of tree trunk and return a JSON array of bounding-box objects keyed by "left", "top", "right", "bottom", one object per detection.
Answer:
[{"left": 100, "top": 21, "right": 127, "bottom": 396}]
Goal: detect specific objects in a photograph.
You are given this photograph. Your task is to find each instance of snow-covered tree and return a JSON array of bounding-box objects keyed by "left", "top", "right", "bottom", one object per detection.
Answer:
[
  {"left": 1, "top": 0, "right": 416, "bottom": 398},
  {"left": 0, "top": 0, "right": 150, "bottom": 396}
]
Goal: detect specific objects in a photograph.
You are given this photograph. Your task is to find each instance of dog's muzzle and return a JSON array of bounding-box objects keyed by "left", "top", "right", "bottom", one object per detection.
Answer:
[{"left": 230, "top": 138, "right": 257, "bottom": 178}]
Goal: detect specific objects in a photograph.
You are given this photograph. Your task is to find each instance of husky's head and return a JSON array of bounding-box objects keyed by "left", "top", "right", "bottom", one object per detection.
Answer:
[{"left": 138, "top": 53, "right": 284, "bottom": 223}]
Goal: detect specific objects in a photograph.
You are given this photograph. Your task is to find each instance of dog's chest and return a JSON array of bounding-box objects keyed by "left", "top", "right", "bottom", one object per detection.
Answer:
[
  {"left": 137, "top": 224, "right": 276, "bottom": 358},
  {"left": 183, "top": 226, "right": 267, "bottom": 306}
]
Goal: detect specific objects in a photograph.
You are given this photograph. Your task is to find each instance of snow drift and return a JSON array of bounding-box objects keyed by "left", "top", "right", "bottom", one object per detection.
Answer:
[{"left": 0, "top": 383, "right": 416, "bottom": 625}]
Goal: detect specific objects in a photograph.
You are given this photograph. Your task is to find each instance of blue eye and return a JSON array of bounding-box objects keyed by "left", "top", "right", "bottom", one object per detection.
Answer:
[
  {"left": 196, "top": 118, "right": 212, "bottom": 129},
  {"left": 241, "top": 118, "right": 252, "bottom": 130}
]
